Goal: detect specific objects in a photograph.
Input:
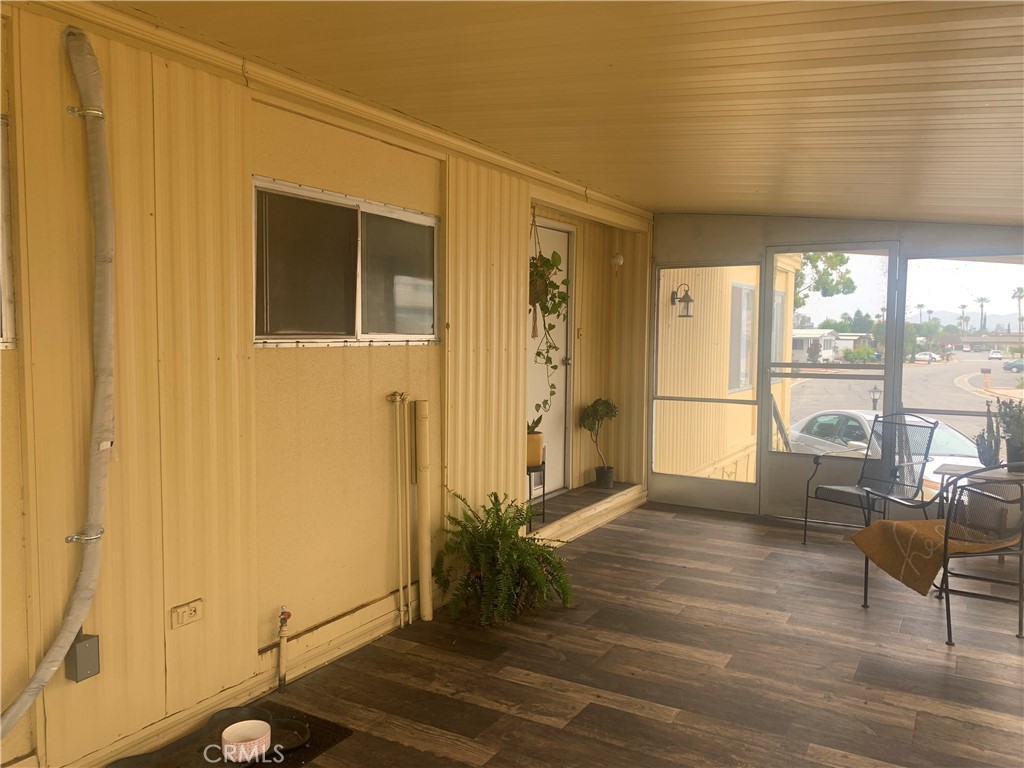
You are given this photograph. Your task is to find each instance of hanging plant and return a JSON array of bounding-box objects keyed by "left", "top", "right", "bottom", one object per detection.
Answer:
[{"left": 529, "top": 210, "right": 570, "bottom": 414}]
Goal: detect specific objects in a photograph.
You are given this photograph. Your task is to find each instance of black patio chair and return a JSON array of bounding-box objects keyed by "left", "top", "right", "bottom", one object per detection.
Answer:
[
  {"left": 803, "top": 412, "right": 940, "bottom": 607},
  {"left": 803, "top": 412, "right": 940, "bottom": 545},
  {"left": 940, "top": 466, "right": 1024, "bottom": 646}
]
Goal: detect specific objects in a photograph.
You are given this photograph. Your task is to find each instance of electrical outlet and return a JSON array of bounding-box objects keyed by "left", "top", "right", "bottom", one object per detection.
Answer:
[{"left": 170, "top": 598, "right": 204, "bottom": 629}]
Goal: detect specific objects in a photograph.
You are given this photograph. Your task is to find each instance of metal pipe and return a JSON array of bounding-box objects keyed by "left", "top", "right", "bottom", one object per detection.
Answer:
[
  {"left": 415, "top": 400, "right": 433, "bottom": 620},
  {"left": 402, "top": 398, "right": 413, "bottom": 625},
  {"left": 277, "top": 606, "right": 292, "bottom": 692},
  {"left": 2, "top": 28, "right": 115, "bottom": 736},
  {"left": 387, "top": 392, "right": 409, "bottom": 626}
]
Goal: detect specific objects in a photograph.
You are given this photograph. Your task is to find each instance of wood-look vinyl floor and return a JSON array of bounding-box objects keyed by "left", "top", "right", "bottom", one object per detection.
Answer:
[{"left": 266, "top": 505, "right": 1024, "bottom": 768}]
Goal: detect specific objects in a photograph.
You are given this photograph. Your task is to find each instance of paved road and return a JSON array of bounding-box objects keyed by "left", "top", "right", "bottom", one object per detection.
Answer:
[{"left": 790, "top": 352, "right": 1022, "bottom": 436}]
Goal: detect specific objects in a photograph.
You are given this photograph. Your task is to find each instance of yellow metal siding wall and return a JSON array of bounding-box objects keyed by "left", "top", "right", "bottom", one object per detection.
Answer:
[
  {"left": 654, "top": 265, "right": 759, "bottom": 480},
  {"left": 535, "top": 208, "right": 650, "bottom": 488},
  {"left": 1, "top": 345, "right": 32, "bottom": 760},
  {"left": 0, "top": 10, "right": 34, "bottom": 760},
  {"left": 248, "top": 99, "right": 444, "bottom": 647},
  {"left": 3, "top": 7, "right": 653, "bottom": 765},
  {"left": 152, "top": 57, "right": 256, "bottom": 714},
  {"left": 13, "top": 14, "right": 166, "bottom": 765},
  {"left": 445, "top": 157, "right": 529, "bottom": 504}
]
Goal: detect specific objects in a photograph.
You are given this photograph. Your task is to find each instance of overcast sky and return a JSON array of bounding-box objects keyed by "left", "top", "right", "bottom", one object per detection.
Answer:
[{"left": 800, "top": 255, "right": 1024, "bottom": 326}]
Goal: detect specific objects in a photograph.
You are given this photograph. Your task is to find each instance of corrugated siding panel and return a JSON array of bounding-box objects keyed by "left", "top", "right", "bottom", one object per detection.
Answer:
[
  {"left": 605, "top": 227, "right": 651, "bottom": 485},
  {"left": 653, "top": 265, "right": 759, "bottom": 481},
  {"left": 15, "top": 15, "right": 166, "bottom": 766},
  {"left": 1, "top": 10, "right": 34, "bottom": 760},
  {"left": 247, "top": 101, "right": 445, "bottom": 647},
  {"left": 536, "top": 208, "right": 649, "bottom": 489},
  {"left": 445, "top": 157, "right": 529, "bottom": 505},
  {"left": 153, "top": 57, "right": 255, "bottom": 713}
]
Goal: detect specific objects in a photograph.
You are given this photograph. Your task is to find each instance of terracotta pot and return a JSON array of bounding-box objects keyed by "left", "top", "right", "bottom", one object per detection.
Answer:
[{"left": 526, "top": 432, "right": 545, "bottom": 467}]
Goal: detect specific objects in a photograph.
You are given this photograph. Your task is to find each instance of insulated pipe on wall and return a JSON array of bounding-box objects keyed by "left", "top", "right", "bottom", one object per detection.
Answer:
[
  {"left": 2, "top": 28, "right": 115, "bottom": 737},
  {"left": 415, "top": 400, "right": 433, "bottom": 620}
]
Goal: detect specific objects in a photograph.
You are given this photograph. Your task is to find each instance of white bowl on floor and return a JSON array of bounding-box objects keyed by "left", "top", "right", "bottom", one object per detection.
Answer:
[{"left": 221, "top": 719, "right": 271, "bottom": 763}]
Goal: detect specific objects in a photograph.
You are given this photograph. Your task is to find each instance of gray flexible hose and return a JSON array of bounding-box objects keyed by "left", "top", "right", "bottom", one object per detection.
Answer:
[{"left": 1, "top": 27, "right": 114, "bottom": 738}]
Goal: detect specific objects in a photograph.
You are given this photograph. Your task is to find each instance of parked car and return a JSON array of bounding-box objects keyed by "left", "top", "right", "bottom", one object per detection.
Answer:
[
  {"left": 789, "top": 409, "right": 982, "bottom": 491},
  {"left": 914, "top": 351, "right": 940, "bottom": 362},
  {"left": 962, "top": 344, "right": 971, "bottom": 352},
  {"left": 988, "top": 349, "right": 1004, "bottom": 360},
  {"left": 1003, "top": 358, "right": 1024, "bottom": 373}
]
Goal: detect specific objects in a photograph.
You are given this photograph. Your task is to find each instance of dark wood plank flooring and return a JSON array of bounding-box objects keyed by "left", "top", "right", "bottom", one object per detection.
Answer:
[{"left": 266, "top": 505, "right": 1024, "bottom": 767}]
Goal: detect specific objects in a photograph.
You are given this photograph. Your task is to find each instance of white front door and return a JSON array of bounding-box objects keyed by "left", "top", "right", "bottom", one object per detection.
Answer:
[{"left": 527, "top": 224, "right": 571, "bottom": 495}]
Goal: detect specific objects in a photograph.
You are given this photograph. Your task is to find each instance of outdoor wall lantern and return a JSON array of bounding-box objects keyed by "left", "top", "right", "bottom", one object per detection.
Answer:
[
  {"left": 869, "top": 384, "right": 882, "bottom": 411},
  {"left": 671, "top": 283, "right": 694, "bottom": 318}
]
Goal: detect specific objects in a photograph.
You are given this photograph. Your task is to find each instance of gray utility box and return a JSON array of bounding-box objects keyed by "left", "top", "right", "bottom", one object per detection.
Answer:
[{"left": 65, "top": 632, "right": 100, "bottom": 683}]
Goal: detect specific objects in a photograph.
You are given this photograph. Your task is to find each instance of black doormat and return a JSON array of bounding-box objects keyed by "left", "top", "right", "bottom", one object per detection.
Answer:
[{"left": 108, "top": 699, "right": 352, "bottom": 767}]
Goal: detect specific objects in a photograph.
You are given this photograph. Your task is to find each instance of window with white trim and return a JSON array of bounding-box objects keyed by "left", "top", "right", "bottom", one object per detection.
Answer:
[{"left": 255, "top": 179, "right": 437, "bottom": 343}]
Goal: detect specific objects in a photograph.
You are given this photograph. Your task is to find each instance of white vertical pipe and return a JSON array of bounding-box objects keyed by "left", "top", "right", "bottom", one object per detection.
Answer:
[
  {"left": 401, "top": 398, "right": 412, "bottom": 625},
  {"left": 388, "top": 392, "right": 407, "bottom": 627},
  {"left": 415, "top": 400, "right": 433, "bottom": 620}
]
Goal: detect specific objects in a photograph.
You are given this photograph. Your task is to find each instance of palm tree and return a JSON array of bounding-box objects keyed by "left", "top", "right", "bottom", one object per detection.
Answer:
[
  {"left": 1013, "top": 287, "right": 1024, "bottom": 335},
  {"left": 976, "top": 297, "right": 990, "bottom": 332},
  {"left": 958, "top": 303, "right": 968, "bottom": 332},
  {"left": 915, "top": 303, "right": 925, "bottom": 324},
  {"left": 927, "top": 309, "right": 933, "bottom": 325},
  {"left": 879, "top": 306, "right": 886, "bottom": 321}
]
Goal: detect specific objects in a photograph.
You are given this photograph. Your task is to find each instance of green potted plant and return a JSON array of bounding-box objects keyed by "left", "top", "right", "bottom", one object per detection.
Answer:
[
  {"left": 432, "top": 491, "right": 572, "bottom": 625},
  {"left": 995, "top": 397, "right": 1024, "bottom": 469},
  {"left": 974, "top": 400, "right": 1002, "bottom": 467},
  {"left": 579, "top": 398, "right": 619, "bottom": 489}
]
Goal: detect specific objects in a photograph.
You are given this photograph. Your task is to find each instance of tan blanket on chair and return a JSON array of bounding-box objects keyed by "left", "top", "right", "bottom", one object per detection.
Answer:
[{"left": 851, "top": 520, "right": 1018, "bottom": 595}]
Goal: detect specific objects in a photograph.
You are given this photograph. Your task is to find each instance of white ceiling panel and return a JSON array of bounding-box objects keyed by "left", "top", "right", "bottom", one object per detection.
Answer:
[{"left": 112, "top": 1, "right": 1024, "bottom": 225}]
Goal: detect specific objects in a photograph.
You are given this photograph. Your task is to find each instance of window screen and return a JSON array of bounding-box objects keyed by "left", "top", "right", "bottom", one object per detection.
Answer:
[
  {"left": 255, "top": 184, "right": 437, "bottom": 341},
  {"left": 361, "top": 212, "right": 435, "bottom": 336},
  {"left": 256, "top": 190, "right": 357, "bottom": 337}
]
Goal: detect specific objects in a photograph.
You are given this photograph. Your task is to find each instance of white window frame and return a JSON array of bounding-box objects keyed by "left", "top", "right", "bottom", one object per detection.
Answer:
[
  {"left": 729, "top": 281, "right": 756, "bottom": 392},
  {"left": 252, "top": 176, "right": 439, "bottom": 347}
]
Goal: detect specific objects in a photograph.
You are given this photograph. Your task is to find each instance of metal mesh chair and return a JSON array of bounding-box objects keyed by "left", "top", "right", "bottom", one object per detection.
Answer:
[
  {"left": 803, "top": 412, "right": 940, "bottom": 545},
  {"left": 940, "top": 466, "right": 1024, "bottom": 646}
]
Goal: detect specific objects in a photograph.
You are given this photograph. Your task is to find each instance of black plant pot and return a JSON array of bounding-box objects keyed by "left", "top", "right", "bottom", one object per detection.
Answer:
[
  {"left": 595, "top": 466, "right": 614, "bottom": 489},
  {"left": 1007, "top": 439, "right": 1024, "bottom": 472}
]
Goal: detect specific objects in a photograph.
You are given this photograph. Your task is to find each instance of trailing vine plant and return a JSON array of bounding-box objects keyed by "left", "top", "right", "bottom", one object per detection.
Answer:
[{"left": 528, "top": 208, "right": 570, "bottom": 416}]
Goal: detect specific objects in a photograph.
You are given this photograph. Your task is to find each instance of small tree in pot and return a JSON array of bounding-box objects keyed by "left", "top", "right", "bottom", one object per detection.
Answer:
[{"left": 579, "top": 398, "right": 618, "bottom": 489}]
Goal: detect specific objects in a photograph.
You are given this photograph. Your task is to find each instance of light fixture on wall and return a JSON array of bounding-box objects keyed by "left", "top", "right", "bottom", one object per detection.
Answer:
[
  {"left": 671, "top": 283, "right": 694, "bottom": 318},
  {"left": 869, "top": 384, "right": 882, "bottom": 411},
  {"left": 611, "top": 252, "right": 624, "bottom": 277}
]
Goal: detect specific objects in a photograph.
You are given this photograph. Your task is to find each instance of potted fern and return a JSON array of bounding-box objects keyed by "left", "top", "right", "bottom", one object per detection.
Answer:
[
  {"left": 432, "top": 491, "right": 572, "bottom": 626},
  {"left": 579, "top": 398, "right": 619, "bottom": 489}
]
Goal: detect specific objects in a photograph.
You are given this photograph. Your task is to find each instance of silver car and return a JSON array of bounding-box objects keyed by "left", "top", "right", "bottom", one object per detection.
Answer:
[{"left": 789, "top": 409, "right": 982, "bottom": 491}]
